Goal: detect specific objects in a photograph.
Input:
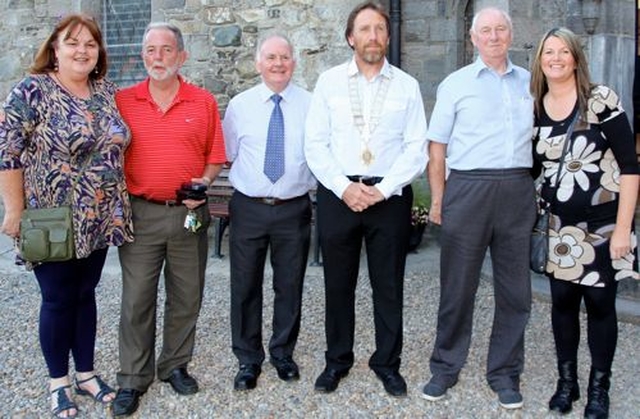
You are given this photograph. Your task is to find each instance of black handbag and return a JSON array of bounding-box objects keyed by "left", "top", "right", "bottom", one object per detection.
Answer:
[
  {"left": 530, "top": 208, "right": 550, "bottom": 274},
  {"left": 530, "top": 111, "right": 578, "bottom": 274}
]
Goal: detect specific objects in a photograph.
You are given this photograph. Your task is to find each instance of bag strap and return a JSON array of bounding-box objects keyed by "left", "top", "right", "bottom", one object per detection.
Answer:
[
  {"left": 550, "top": 109, "right": 579, "bottom": 207},
  {"left": 554, "top": 110, "right": 579, "bottom": 187}
]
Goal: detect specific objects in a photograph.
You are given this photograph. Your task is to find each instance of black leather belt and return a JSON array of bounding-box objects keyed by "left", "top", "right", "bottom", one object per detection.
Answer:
[
  {"left": 250, "top": 195, "right": 306, "bottom": 206},
  {"left": 132, "top": 195, "right": 179, "bottom": 206},
  {"left": 347, "top": 175, "right": 384, "bottom": 186}
]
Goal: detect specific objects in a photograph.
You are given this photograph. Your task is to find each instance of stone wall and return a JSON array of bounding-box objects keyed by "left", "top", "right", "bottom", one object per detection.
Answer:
[
  {"left": 151, "top": 0, "right": 360, "bottom": 109},
  {"left": 0, "top": 0, "right": 635, "bottom": 115}
]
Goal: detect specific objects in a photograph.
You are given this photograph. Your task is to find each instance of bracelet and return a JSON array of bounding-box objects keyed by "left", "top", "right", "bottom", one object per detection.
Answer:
[{"left": 201, "top": 176, "right": 212, "bottom": 185}]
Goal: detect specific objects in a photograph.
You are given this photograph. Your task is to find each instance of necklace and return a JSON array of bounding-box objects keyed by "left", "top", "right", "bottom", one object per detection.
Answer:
[
  {"left": 151, "top": 81, "right": 180, "bottom": 112},
  {"left": 153, "top": 95, "right": 176, "bottom": 111},
  {"left": 52, "top": 72, "right": 91, "bottom": 100},
  {"left": 348, "top": 66, "right": 392, "bottom": 166}
]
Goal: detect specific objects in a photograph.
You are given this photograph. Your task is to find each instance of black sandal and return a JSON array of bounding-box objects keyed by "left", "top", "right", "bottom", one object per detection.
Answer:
[
  {"left": 74, "top": 375, "right": 115, "bottom": 404},
  {"left": 51, "top": 385, "right": 78, "bottom": 418}
]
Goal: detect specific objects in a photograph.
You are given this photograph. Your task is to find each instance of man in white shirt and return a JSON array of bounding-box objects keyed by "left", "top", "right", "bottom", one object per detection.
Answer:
[
  {"left": 304, "top": 1, "right": 427, "bottom": 397},
  {"left": 223, "top": 33, "right": 315, "bottom": 391}
]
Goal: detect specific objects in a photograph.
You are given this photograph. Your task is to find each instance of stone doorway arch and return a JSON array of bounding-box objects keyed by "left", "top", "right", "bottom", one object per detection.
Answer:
[
  {"left": 463, "top": 0, "right": 474, "bottom": 65},
  {"left": 445, "top": 0, "right": 474, "bottom": 69}
]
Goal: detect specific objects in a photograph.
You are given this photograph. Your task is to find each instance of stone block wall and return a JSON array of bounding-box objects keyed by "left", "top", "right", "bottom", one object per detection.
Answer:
[
  {"left": 132, "top": 0, "right": 361, "bottom": 109},
  {"left": 0, "top": 0, "right": 636, "bottom": 115}
]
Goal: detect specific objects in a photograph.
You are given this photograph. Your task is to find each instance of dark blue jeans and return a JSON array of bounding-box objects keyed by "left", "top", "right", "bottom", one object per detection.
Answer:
[{"left": 34, "top": 248, "right": 108, "bottom": 378}]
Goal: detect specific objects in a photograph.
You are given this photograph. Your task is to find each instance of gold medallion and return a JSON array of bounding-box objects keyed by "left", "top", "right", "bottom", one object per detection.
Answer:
[{"left": 362, "top": 149, "right": 374, "bottom": 165}]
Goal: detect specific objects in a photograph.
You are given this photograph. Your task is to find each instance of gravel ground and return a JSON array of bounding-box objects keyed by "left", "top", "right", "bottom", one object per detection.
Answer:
[{"left": 0, "top": 226, "right": 639, "bottom": 418}]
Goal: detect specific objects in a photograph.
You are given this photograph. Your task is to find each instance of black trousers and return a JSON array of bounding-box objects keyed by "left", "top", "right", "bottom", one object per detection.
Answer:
[
  {"left": 429, "top": 169, "right": 536, "bottom": 392},
  {"left": 550, "top": 279, "right": 618, "bottom": 372},
  {"left": 229, "top": 192, "right": 312, "bottom": 365},
  {"left": 316, "top": 183, "right": 412, "bottom": 375}
]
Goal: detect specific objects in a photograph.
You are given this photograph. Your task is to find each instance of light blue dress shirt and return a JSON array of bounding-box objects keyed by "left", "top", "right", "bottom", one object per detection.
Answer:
[
  {"left": 427, "top": 58, "right": 534, "bottom": 170},
  {"left": 223, "top": 82, "right": 316, "bottom": 199}
]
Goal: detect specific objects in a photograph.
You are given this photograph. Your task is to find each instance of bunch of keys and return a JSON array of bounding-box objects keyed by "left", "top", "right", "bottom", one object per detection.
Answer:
[{"left": 183, "top": 209, "right": 202, "bottom": 233}]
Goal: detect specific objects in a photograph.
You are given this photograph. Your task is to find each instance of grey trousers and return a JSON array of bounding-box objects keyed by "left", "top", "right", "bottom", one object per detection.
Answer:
[
  {"left": 429, "top": 169, "right": 536, "bottom": 392},
  {"left": 117, "top": 197, "right": 210, "bottom": 391}
]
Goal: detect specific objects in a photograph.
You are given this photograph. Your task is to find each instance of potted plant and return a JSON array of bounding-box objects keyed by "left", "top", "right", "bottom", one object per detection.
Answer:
[{"left": 409, "top": 177, "right": 430, "bottom": 252}]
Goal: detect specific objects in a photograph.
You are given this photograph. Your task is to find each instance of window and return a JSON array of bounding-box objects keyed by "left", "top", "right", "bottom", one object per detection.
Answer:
[{"left": 103, "top": 0, "right": 150, "bottom": 87}]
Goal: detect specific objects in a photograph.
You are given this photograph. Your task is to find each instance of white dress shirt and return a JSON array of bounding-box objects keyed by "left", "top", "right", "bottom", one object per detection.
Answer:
[
  {"left": 223, "top": 82, "right": 316, "bottom": 199},
  {"left": 304, "top": 58, "right": 428, "bottom": 199}
]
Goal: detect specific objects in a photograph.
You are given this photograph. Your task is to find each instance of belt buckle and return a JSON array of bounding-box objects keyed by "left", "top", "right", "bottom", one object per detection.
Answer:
[
  {"left": 263, "top": 198, "right": 277, "bottom": 206},
  {"left": 360, "top": 176, "right": 374, "bottom": 185}
]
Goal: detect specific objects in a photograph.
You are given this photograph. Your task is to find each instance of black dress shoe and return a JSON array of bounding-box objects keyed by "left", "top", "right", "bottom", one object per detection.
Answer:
[
  {"left": 270, "top": 356, "right": 300, "bottom": 381},
  {"left": 314, "top": 368, "right": 349, "bottom": 393},
  {"left": 161, "top": 367, "right": 199, "bottom": 395},
  {"left": 374, "top": 370, "right": 407, "bottom": 397},
  {"left": 234, "top": 364, "right": 261, "bottom": 390},
  {"left": 112, "top": 388, "right": 144, "bottom": 417}
]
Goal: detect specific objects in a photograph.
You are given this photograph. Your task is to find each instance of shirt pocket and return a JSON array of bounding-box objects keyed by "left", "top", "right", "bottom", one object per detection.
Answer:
[
  {"left": 378, "top": 99, "right": 408, "bottom": 134},
  {"left": 327, "top": 97, "right": 354, "bottom": 133}
]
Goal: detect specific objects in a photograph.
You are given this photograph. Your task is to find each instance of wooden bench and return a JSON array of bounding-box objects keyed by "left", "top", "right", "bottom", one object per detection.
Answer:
[
  {"left": 207, "top": 168, "right": 233, "bottom": 258},
  {"left": 206, "top": 167, "right": 321, "bottom": 265}
]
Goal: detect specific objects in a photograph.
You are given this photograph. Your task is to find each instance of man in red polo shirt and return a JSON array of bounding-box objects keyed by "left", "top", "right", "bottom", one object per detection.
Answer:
[{"left": 112, "top": 22, "right": 226, "bottom": 417}]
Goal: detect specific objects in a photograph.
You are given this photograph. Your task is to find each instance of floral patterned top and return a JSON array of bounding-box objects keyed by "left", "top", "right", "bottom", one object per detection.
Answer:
[
  {"left": 0, "top": 74, "right": 134, "bottom": 259},
  {"left": 533, "top": 85, "right": 640, "bottom": 286}
]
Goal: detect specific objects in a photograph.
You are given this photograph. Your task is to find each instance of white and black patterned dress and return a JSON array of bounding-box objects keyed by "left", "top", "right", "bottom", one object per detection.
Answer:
[{"left": 533, "top": 85, "right": 640, "bottom": 287}]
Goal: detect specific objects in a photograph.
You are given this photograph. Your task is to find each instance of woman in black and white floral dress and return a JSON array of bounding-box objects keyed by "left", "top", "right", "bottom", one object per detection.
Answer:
[{"left": 531, "top": 27, "right": 639, "bottom": 419}]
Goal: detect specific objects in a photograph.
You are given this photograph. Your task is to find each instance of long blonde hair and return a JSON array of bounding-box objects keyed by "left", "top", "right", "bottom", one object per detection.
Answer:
[{"left": 530, "top": 27, "right": 594, "bottom": 119}]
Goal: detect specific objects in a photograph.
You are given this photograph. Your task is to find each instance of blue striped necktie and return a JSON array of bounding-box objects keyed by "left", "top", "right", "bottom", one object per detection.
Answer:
[{"left": 264, "top": 94, "right": 285, "bottom": 183}]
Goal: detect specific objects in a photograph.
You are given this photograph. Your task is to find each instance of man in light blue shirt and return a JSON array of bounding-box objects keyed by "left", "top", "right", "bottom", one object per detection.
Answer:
[
  {"left": 223, "top": 33, "right": 315, "bottom": 391},
  {"left": 420, "top": 7, "right": 536, "bottom": 410}
]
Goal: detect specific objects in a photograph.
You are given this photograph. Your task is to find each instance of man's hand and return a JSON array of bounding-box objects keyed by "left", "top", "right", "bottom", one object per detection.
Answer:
[
  {"left": 181, "top": 178, "right": 210, "bottom": 210},
  {"left": 342, "top": 182, "right": 384, "bottom": 212},
  {"left": 182, "top": 198, "right": 207, "bottom": 210},
  {"left": 428, "top": 201, "right": 442, "bottom": 225}
]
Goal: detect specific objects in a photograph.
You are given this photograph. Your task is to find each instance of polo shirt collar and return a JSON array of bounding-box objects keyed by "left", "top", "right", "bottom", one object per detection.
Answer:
[{"left": 134, "top": 74, "right": 188, "bottom": 103}]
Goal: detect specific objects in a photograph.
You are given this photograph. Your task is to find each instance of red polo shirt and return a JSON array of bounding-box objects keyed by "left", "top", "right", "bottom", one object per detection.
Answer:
[{"left": 116, "top": 76, "right": 226, "bottom": 201}]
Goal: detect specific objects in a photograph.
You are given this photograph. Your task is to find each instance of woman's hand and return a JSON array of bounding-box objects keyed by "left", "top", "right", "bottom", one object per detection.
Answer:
[
  {"left": 609, "top": 227, "right": 631, "bottom": 260},
  {"left": 1, "top": 211, "right": 21, "bottom": 238}
]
